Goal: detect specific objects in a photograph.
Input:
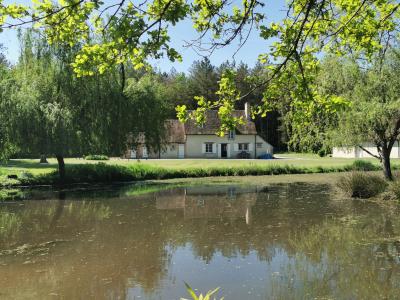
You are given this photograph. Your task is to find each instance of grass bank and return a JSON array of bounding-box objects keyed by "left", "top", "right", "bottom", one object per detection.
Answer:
[{"left": 0, "top": 158, "right": 396, "bottom": 187}]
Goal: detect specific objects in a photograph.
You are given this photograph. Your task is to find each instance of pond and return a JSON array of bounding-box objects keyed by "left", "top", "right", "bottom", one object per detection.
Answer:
[{"left": 0, "top": 181, "right": 399, "bottom": 299}]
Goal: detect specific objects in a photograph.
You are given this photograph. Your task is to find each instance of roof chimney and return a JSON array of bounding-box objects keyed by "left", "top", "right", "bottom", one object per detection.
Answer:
[{"left": 244, "top": 102, "right": 251, "bottom": 120}]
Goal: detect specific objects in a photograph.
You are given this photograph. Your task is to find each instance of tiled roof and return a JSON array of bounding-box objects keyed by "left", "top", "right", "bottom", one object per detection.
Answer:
[
  {"left": 183, "top": 110, "right": 257, "bottom": 135},
  {"left": 133, "top": 120, "right": 186, "bottom": 144},
  {"left": 135, "top": 110, "right": 257, "bottom": 145},
  {"left": 164, "top": 119, "right": 186, "bottom": 143}
]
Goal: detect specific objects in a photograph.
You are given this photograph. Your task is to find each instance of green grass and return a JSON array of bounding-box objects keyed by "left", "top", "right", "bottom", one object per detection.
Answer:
[{"left": 0, "top": 155, "right": 398, "bottom": 187}]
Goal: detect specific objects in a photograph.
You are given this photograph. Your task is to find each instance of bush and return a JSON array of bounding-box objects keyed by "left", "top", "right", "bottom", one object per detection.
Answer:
[
  {"left": 390, "top": 180, "right": 400, "bottom": 200},
  {"left": 337, "top": 172, "right": 388, "bottom": 198},
  {"left": 236, "top": 151, "right": 250, "bottom": 159},
  {"left": 349, "top": 160, "right": 378, "bottom": 171},
  {"left": 85, "top": 155, "right": 109, "bottom": 161}
]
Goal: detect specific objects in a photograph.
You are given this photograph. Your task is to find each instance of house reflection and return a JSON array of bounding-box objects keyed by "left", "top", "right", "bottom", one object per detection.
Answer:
[{"left": 155, "top": 186, "right": 260, "bottom": 224}]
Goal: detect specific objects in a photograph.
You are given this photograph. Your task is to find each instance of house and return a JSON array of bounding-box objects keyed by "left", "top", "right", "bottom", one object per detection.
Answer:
[
  {"left": 332, "top": 142, "right": 400, "bottom": 158},
  {"left": 155, "top": 186, "right": 258, "bottom": 224},
  {"left": 127, "top": 103, "right": 273, "bottom": 159}
]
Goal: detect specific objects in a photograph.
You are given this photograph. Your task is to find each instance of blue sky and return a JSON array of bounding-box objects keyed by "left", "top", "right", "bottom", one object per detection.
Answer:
[{"left": 0, "top": 0, "right": 286, "bottom": 72}]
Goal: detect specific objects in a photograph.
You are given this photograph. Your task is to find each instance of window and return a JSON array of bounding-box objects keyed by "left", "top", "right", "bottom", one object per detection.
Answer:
[
  {"left": 205, "top": 143, "right": 213, "bottom": 153},
  {"left": 228, "top": 130, "right": 235, "bottom": 139},
  {"left": 238, "top": 143, "right": 249, "bottom": 151},
  {"left": 256, "top": 143, "right": 263, "bottom": 148}
]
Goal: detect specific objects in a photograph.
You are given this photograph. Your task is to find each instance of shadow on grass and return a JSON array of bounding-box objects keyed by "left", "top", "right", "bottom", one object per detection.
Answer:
[{"left": 1, "top": 159, "right": 58, "bottom": 171}]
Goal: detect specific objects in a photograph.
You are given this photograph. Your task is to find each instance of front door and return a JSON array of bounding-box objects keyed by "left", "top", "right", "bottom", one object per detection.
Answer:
[
  {"left": 221, "top": 143, "right": 228, "bottom": 158},
  {"left": 178, "top": 144, "right": 185, "bottom": 158}
]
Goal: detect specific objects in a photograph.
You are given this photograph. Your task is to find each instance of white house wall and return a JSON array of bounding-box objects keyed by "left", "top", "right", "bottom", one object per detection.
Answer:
[
  {"left": 255, "top": 135, "right": 273, "bottom": 157},
  {"left": 184, "top": 134, "right": 273, "bottom": 159},
  {"left": 159, "top": 143, "right": 183, "bottom": 159}
]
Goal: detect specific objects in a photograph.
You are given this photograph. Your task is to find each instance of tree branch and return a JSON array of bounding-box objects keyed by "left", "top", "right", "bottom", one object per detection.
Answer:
[{"left": 358, "top": 145, "right": 381, "bottom": 160}]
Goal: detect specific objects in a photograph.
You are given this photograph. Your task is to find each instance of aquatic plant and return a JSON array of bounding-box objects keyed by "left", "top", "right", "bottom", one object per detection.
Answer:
[
  {"left": 0, "top": 209, "right": 22, "bottom": 239},
  {"left": 337, "top": 172, "right": 388, "bottom": 198},
  {"left": 182, "top": 283, "right": 223, "bottom": 300},
  {"left": 66, "top": 201, "right": 111, "bottom": 221},
  {"left": 0, "top": 188, "right": 24, "bottom": 201}
]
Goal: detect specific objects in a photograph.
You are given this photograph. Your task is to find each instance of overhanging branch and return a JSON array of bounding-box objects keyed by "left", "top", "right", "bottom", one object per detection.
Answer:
[{"left": 358, "top": 145, "right": 381, "bottom": 160}]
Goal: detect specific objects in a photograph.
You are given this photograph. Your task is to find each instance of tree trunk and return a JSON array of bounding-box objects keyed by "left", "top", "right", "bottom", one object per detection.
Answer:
[
  {"left": 39, "top": 155, "right": 48, "bottom": 164},
  {"left": 56, "top": 155, "right": 66, "bottom": 184},
  {"left": 120, "top": 62, "right": 125, "bottom": 92},
  {"left": 381, "top": 148, "right": 393, "bottom": 181},
  {"left": 49, "top": 191, "right": 66, "bottom": 231}
]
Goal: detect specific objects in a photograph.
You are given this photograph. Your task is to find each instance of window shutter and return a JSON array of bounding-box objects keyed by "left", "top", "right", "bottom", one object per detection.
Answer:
[
  {"left": 202, "top": 143, "right": 206, "bottom": 154},
  {"left": 234, "top": 143, "right": 238, "bottom": 151},
  {"left": 248, "top": 143, "right": 253, "bottom": 151},
  {"left": 213, "top": 143, "right": 217, "bottom": 154},
  {"left": 217, "top": 144, "right": 221, "bottom": 157}
]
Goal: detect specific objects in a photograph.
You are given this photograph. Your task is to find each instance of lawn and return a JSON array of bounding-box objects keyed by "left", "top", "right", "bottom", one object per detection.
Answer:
[{"left": 1, "top": 153, "right": 397, "bottom": 177}]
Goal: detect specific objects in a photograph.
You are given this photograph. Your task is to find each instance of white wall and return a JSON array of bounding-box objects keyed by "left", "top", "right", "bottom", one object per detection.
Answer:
[
  {"left": 159, "top": 143, "right": 182, "bottom": 159},
  {"left": 333, "top": 142, "right": 400, "bottom": 158},
  {"left": 127, "top": 136, "right": 274, "bottom": 159},
  {"left": 332, "top": 146, "right": 357, "bottom": 158},
  {"left": 255, "top": 135, "right": 274, "bottom": 157},
  {"left": 185, "top": 134, "right": 273, "bottom": 158}
]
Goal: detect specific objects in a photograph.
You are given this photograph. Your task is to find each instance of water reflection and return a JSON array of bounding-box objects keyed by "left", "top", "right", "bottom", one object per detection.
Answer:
[
  {"left": 156, "top": 186, "right": 258, "bottom": 224},
  {"left": 0, "top": 183, "right": 399, "bottom": 299}
]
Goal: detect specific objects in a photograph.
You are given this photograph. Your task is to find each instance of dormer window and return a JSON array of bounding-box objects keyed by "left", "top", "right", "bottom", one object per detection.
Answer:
[{"left": 228, "top": 130, "right": 235, "bottom": 140}]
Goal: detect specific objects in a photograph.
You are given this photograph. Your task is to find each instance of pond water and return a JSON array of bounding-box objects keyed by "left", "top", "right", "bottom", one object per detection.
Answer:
[{"left": 0, "top": 182, "right": 400, "bottom": 299}]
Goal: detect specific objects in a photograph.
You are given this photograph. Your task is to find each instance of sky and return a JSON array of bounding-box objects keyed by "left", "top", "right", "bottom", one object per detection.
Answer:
[{"left": 0, "top": 1, "right": 286, "bottom": 73}]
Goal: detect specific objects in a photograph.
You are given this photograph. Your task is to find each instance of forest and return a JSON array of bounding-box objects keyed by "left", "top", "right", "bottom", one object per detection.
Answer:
[{"left": 1, "top": 0, "right": 400, "bottom": 181}]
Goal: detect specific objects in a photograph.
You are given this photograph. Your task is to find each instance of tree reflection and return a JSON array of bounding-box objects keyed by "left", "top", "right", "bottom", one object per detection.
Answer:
[
  {"left": 285, "top": 212, "right": 400, "bottom": 299},
  {"left": 0, "top": 183, "right": 399, "bottom": 299}
]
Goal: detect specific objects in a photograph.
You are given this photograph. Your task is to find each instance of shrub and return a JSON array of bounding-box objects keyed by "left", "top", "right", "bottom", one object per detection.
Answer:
[
  {"left": 85, "top": 154, "right": 109, "bottom": 161},
  {"left": 390, "top": 180, "right": 400, "bottom": 200},
  {"left": 350, "top": 160, "right": 378, "bottom": 171},
  {"left": 337, "top": 172, "right": 388, "bottom": 198}
]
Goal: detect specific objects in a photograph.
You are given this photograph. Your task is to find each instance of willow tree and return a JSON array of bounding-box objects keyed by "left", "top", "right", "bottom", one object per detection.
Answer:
[
  {"left": 4, "top": 31, "right": 131, "bottom": 182},
  {"left": 0, "top": 44, "right": 15, "bottom": 160},
  {"left": 1, "top": 1, "right": 400, "bottom": 162}
]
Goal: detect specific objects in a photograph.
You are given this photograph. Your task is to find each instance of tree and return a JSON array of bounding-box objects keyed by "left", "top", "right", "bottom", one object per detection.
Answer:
[
  {"left": 3, "top": 32, "right": 127, "bottom": 182},
  {"left": 331, "top": 52, "right": 400, "bottom": 180},
  {"left": 0, "top": 44, "right": 15, "bottom": 160},
  {"left": 158, "top": 69, "right": 193, "bottom": 114},
  {"left": 1, "top": 0, "right": 398, "bottom": 101},
  {"left": 188, "top": 58, "right": 219, "bottom": 103},
  {"left": 0, "top": 44, "right": 7, "bottom": 67},
  {"left": 2, "top": 1, "right": 400, "bottom": 166},
  {"left": 124, "top": 74, "right": 171, "bottom": 154}
]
